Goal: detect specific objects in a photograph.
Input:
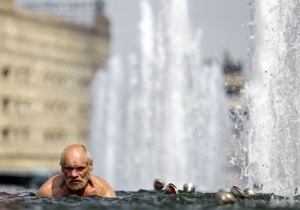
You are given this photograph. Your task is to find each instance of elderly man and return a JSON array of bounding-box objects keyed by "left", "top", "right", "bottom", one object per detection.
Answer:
[{"left": 36, "top": 144, "right": 116, "bottom": 198}]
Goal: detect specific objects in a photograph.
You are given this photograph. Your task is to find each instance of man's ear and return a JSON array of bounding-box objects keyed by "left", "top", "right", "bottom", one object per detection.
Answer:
[{"left": 89, "top": 162, "right": 94, "bottom": 171}]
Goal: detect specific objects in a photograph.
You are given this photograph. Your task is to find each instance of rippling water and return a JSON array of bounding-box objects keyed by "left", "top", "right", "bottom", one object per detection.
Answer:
[{"left": 1, "top": 186, "right": 300, "bottom": 210}]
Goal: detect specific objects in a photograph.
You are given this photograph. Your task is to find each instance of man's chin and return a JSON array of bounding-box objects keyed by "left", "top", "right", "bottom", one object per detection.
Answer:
[
  {"left": 67, "top": 181, "right": 84, "bottom": 191},
  {"left": 70, "top": 186, "right": 84, "bottom": 191}
]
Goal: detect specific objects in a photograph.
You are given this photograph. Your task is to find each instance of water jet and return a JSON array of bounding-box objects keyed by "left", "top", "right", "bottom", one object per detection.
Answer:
[{"left": 91, "top": 0, "right": 230, "bottom": 191}]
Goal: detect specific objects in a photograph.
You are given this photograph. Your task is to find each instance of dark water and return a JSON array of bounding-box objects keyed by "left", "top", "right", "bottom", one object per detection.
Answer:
[{"left": 1, "top": 188, "right": 300, "bottom": 210}]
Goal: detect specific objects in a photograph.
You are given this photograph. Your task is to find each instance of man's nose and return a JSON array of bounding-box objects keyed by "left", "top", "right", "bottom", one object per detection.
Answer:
[{"left": 70, "top": 169, "right": 78, "bottom": 177}]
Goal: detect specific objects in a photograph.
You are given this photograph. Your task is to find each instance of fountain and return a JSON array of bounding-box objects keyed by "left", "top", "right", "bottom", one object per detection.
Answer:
[
  {"left": 242, "top": 1, "right": 300, "bottom": 196},
  {"left": 90, "top": 0, "right": 231, "bottom": 191}
]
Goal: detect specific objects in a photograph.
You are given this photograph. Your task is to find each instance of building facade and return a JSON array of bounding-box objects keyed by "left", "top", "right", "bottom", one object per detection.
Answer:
[{"left": 0, "top": 0, "right": 109, "bottom": 173}]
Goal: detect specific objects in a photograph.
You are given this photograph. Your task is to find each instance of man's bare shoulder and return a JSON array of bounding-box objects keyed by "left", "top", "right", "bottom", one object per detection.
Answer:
[
  {"left": 36, "top": 174, "right": 64, "bottom": 197},
  {"left": 90, "top": 175, "right": 108, "bottom": 183},
  {"left": 89, "top": 175, "right": 116, "bottom": 198}
]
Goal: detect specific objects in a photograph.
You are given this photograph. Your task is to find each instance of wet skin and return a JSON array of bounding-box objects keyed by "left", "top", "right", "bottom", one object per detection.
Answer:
[{"left": 36, "top": 144, "right": 116, "bottom": 198}]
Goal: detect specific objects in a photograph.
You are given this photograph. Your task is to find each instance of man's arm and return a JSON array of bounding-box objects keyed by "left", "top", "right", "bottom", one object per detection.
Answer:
[
  {"left": 36, "top": 175, "right": 61, "bottom": 197},
  {"left": 36, "top": 180, "right": 53, "bottom": 197},
  {"left": 101, "top": 185, "right": 116, "bottom": 198}
]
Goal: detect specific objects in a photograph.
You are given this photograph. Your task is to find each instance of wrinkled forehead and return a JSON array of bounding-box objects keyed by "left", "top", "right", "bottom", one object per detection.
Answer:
[{"left": 62, "top": 150, "right": 87, "bottom": 166}]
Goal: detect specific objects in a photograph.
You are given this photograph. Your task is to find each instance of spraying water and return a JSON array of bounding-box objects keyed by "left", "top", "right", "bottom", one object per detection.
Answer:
[
  {"left": 91, "top": 0, "right": 230, "bottom": 191},
  {"left": 243, "top": 0, "right": 300, "bottom": 196}
]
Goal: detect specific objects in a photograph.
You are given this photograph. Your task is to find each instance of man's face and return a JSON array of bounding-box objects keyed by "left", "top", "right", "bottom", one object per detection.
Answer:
[{"left": 61, "top": 151, "right": 93, "bottom": 191}]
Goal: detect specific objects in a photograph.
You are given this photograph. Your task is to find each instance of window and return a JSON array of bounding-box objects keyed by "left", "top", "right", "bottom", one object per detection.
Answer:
[
  {"left": 44, "top": 131, "right": 66, "bottom": 141},
  {"left": 2, "top": 128, "right": 10, "bottom": 140},
  {"left": 16, "top": 67, "right": 31, "bottom": 84},
  {"left": 2, "top": 66, "right": 10, "bottom": 78},
  {"left": 15, "top": 100, "right": 31, "bottom": 116},
  {"left": 225, "top": 86, "right": 240, "bottom": 97},
  {"left": 14, "top": 128, "right": 30, "bottom": 140},
  {"left": 2, "top": 98, "right": 10, "bottom": 112},
  {"left": 44, "top": 101, "right": 67, "bottom": 114},
  {"left": 79, "top": 104, "right": 90, "bottom": 117},
  {"left": 44, "top": 72, "right": 66, "bottom": 86}
]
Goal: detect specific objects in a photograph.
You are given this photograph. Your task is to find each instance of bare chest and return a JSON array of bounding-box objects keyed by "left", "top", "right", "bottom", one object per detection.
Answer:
[{"left": 53, "top": 187, "right": 97, "bottom": 197}]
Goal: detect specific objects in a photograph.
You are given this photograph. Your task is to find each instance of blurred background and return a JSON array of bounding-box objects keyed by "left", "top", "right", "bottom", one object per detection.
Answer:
[
  {"left": 0, "top": 0, "right": 251, "bottom": 190},
  {"left": 106, "top": 0, "right": 250, "bottom": 63}
]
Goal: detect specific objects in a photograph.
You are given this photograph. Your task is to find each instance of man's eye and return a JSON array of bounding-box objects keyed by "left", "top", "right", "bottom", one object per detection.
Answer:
[
  {"left": 66, "top": 167, "right": 73, "bottom": 170},
  {"left": 77, "top": 167, "right": 85, "bottom": 171}
]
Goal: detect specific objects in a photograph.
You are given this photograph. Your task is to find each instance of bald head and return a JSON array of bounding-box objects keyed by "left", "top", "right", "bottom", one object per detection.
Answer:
[{"left": 60, "top": 144, "right": 93, "bottom": 167}]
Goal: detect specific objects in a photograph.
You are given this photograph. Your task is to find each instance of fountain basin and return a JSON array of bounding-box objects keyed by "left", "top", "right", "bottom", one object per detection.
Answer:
[{"left": 0, "top": 188, "right": 299, "bottom": 210}]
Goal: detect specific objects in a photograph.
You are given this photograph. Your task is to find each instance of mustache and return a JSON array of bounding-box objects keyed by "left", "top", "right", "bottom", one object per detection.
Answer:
[{"left": 67, "top": 179, "right": 83, "bottom": 183}]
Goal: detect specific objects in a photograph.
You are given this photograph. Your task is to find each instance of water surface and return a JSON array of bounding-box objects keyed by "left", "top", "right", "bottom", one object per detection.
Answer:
[{"left": 1, "top": 187, "right": 299, "bottom": 210}]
